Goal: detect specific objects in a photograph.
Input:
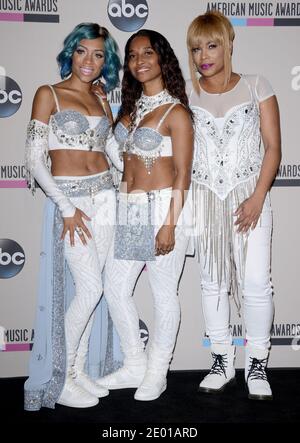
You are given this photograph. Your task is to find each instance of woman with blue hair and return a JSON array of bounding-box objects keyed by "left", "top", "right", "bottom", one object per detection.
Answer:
[{"left": 24, "top": 23, "right": 123, "bottom": 410}]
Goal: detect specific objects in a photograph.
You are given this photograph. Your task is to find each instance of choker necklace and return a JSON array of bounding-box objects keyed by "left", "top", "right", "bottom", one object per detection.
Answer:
[{"left": 135, "top": 89, "right": 180, "bottom": 123}]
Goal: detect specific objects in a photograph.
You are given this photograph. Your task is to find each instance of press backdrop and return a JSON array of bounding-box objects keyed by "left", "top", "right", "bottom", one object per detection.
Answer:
[{"left": 0, "top": 0, "right": 299, "bottom": 377}]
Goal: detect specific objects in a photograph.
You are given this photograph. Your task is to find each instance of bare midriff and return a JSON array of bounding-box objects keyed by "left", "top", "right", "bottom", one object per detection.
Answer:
[
  {"left": 50, "top": 150, "right": 109, "bottom": 176},
  {"left": 120, "top": 154, "right": 175, "bottom": 193}
]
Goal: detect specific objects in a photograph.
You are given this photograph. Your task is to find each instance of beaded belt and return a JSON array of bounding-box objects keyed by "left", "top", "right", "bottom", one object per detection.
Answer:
[
  {"left": 56, "top": 171, "right": 114, "bottom": 198},
  {"left": 118, "top": 187, "right": 172, "bottom": 204}
]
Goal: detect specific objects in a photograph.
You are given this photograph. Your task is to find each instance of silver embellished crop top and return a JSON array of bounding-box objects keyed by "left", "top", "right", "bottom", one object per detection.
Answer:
[
  {"left": 189, "top": 74, "right": 275, "bottom": 200},
  {"left": 24, "top": 84, "right": 123, "bottom": 218},
  {"left": 48, "top": 85, "right": 110, "bottom": 152},
  {"left": 114, "top": 121, "right": 173, "bottom": 156},
  {"left": 113, "top": 101, "right": 179, "bottom": 173}
]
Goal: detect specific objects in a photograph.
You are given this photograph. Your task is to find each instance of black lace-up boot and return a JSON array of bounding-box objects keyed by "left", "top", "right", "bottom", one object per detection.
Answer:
[{"left": 245, "top": 346, "right": 273, "bottom": 400}]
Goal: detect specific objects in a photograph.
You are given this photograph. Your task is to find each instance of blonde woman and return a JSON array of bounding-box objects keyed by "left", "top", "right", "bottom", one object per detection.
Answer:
[{"left": 187, "top": 11, "right": 281, "bottom": 400}]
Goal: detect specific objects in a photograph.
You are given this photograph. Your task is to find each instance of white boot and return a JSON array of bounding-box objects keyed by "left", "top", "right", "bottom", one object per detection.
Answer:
[
  {"left": 96, "top": 352, "right": 147, "bottom": 389},
  {"left": 57, "top": 375, "right": 99, "bottom": 408},
  {"left": 199, "top": 344, "right": 236, "bottom": 393},
  {"left": 134, "top": 370, "right": 167, "bottom": 401},
  {"left": 73, "top": 318, "right": 109, "bottom": 398},
  {"left": 59, "top": 302, "right": 101, "bottom": 407},
  {"left": 245, "top": 346, "right": 273, "bottom": 401},
  {"left": 134, "top": 346, "right": 169, "bottom": 401},
  {"left": 74, "top": 371, "right": 109, "bottom": 398}
]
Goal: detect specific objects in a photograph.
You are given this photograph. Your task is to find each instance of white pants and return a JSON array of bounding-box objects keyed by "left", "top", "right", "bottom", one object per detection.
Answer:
[
  {"left": 62, "top": 184, "right": 116, "bottom": 371},
  {"left": 199, "top": 198, "right": 274, "bottom": 350},
  {"left": 104, "top": 188, "right": 191, "bottom": 364}
]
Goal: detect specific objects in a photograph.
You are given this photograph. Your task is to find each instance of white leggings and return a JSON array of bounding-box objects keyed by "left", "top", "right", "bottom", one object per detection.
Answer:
[
  {"left": 62, "top": 186, "right": 116, "bottom": 370},
  {"left": 104, "top": 189, "right": 191, "bottom": 363},
  {"left": 199, "top": 202, "right": 274, "bottom": 350}
]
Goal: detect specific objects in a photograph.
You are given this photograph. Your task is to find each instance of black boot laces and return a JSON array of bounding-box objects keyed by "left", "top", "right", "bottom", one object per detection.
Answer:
[
  {"left": 209, "top": 353, "right": 228, "bottom": 378},
  {"left": 247, "top": 357, "right": 268, "bottom": 381}
]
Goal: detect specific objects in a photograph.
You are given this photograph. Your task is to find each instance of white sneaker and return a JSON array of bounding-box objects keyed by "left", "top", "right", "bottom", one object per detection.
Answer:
[
  {"left": 245, "top": 347, "right": 273, "bottom": 401},
  {"left": 74, "top": 372, "right": 109, "bottom": 398},
  {"left": 134, "top": 370, "right": 167, "bottom": 401},
  {"left": 199, "top": 344, "right": 236, "bottom": 394},
  {"left": 97, "top": 365, "right": 146, "bottom": 390},
  {"left": 57, "top": 376, "right": 99, "bottom": 408}
]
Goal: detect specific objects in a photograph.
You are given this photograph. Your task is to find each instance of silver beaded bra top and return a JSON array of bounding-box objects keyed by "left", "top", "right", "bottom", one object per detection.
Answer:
[
  {"left": 49, "top": 110, "right": 110, "bottom": 152},
  {"left": 115, "top": 121, "right": 172, "bottom": 153},
  {"left": 47, "top": 84, "right": 110, "bottom": 152},
  {"left": 114, "top": 90, "right": 180, "bottom": 173}
]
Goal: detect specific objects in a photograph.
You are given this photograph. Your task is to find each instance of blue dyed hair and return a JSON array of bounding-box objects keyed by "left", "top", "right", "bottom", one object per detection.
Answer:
[{"left": 57, "top": 23, "right": 121, "bottom": 92}]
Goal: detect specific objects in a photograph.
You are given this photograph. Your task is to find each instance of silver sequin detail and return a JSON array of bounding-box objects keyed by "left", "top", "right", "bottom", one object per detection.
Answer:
[
  {"left": 114, "top": 192, "right": 156, "bottom": 261},
  {"left": 24, "top": 389, "right": 45, "bottom": 411},
  {"left": 26, "top": 119, "right": 50, "bottom": 141},
  {"left": 192, "top": 90, "right": 264, "bottom": 313},
  {"left": 55, "top": 171, "right": 114, "bottom": 197},
  {"left": 134, "top": 127, "right": 162, "bottom": 152},
  {"left": 41, "top": 207, "right": 66, "bottom": 409},
  {"left": 102, "top": 314, "right": 123, "bottom": 376},
  {"left": 192, "top": 102, "right": 262, "bottom": 200},
  {"left": 24, "top": 174, "right": 117, "bottom": 411},
  {"left": 51, "top": 111, "right": 110, "bottom": 151},
  {"left": 114, "top": 121, "right": 128, "bottom": 148},
  {"left": 193, "top": 173, "right": 261, "bottom": 315},
  {"left": 121, "top": 90, "right": 180, "bottom": 173},
  {"left": 53, "top": 110, "right": 89, "bottom": 135},
  {"left": 24, "top": 208, "right": 66, "bottom": 411},
  {"left": 25, "top": 119, "right": 50, "bottom": 193}
]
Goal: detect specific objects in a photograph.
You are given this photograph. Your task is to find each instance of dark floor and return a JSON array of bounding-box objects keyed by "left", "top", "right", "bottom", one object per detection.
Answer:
[{"left": 1, "top": 369, "right": 299, "bottom": 437}]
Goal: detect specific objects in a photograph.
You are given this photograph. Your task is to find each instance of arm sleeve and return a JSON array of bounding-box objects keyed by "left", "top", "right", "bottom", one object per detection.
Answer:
[
  {"left": 255, "top": 75, "right": 275, "bottom": 103},
  {"left": 105, "top": 131, "right": 124, "bottom": 172},
  {"left": 25, "top": 119, "right": 76, "bottom": 218}
]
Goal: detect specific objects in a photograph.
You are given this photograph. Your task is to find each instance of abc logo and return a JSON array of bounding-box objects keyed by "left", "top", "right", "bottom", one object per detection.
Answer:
[
  {"left": 291, "top": 66, "right": 300, "bottom": 91},
  {"left": 107, "top": 0, "right": 149, "bottom": 32},
  {"left": 0, "top": 239, "right": 25, "bottom": 279},
  {"left": 0, "top": 76, "right": 22, "bottom": 118},
  {"left": 139, "top": 319, "right": 149, "bottom": 346}
]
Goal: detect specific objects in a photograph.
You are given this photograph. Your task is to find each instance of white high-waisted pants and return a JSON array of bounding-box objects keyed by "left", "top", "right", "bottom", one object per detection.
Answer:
[
  {"left": 104, "top": 188, "right": 192, "bottom": 364},
  {"left": 199, "top": 196, "right": 274, "bottom": 350},
  {"left": 56, "top": 173, "right": 116, "bottom": 371}
]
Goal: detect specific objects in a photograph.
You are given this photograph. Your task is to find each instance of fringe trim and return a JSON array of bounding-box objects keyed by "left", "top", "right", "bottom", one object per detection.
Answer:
[{"left": 192, "top": 174, "right": 259, "bottom": 314}]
